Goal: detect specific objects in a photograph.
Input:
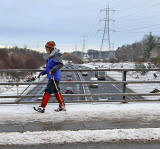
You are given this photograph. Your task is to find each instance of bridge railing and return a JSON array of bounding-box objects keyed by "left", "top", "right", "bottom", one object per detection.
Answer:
[{"left": 0, "top": 68, "right": 160, "bottom": 104}]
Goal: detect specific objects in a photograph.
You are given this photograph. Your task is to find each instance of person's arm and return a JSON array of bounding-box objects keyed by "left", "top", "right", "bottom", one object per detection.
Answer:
[
  {"left": 50, "top": 53, "right": 64, "bottom": 73},
  {"left": 38, "top": 69, "right": 47, "bottom": 78},
  {"left": 41, "top": 70, "right": 47, "bottom": 75},
  {"left": 50, "top": 62, "right": 63, "bottom": 73}
]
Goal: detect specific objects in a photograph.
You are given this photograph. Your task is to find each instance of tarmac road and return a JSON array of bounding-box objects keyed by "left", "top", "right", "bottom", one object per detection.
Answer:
[{"left": 0, "top": 116, "right": 160, "bottom": 132}]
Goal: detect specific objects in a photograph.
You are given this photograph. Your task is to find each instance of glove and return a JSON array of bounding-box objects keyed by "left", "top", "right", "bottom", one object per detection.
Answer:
[
  {"left": 25, "top": 76, "right": 36, "bottom": 82},
  {"left": 38, "top": 72, "right": 42, "bottom": 78}
]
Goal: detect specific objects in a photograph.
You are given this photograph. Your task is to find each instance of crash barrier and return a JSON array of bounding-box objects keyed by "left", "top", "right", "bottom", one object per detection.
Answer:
[{"left": 0, "top": 68, "right": 160, "bottom": 104}]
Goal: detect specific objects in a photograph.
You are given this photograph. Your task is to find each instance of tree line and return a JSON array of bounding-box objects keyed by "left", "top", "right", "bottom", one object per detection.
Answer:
[
  {"left": 0, "top": 46, "right": 45, "bottom": 69},
  {"left": 63, "top": 53, "right": 83, "bottom": 64},
  {"left": 115, "top": 33, "right": 160, "bottom": 63}
]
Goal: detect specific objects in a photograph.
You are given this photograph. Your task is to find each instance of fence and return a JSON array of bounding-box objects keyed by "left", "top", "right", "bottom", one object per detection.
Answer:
[{"left": 0, "top": 68, "right": 160, "bottom": 104}]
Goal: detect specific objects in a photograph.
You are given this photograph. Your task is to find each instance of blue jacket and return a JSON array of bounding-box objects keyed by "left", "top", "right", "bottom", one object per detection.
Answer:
[{"left": 41, "top": 49, "right": 63, "bottom": 81}]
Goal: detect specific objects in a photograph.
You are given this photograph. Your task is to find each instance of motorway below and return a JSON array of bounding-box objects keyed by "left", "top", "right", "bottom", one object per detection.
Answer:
[{"left": 21, "top": 64, "right": 143, "bottom": 102}]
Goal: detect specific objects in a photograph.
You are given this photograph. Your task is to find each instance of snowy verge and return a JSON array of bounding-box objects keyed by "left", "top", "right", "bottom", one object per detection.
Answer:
[
  {"left": 0, "top": 102, "right": 160, "bottom": 124},
  {"left": 1, "top": 128, "right": 160, "bottom": 145}
]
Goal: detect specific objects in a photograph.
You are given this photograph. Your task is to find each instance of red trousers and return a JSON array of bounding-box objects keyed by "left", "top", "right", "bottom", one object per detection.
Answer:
[{"left": 41, "top": 92, "right": 65, "bottom": 108}]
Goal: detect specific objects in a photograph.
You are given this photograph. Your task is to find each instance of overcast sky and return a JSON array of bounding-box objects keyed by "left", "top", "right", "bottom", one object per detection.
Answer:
[{"left": 0, "top": 0, "right": 160, "bottom": 52}]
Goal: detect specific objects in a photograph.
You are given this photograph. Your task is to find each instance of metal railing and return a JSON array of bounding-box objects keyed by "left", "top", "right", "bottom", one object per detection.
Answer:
[{"left": 0, "top": 68, "right": 160, "bottom": 104}]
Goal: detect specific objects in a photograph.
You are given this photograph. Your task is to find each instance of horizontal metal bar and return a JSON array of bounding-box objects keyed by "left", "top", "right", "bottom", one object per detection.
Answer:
[
  {"left": 0, "top": 68, "right": 160, "bottom": 72},
  {"left": 1, "top": 81, "right": 160, "bottom": 85},
  {"left": 0, "top": 100, "right": 122, "bottom": 104},
  {"left": 61, "top": 68, "right": 160, "bottom": 72},
  {"left": 0, "top": 69, "right": 41, "bottom": 72},
  {"left": 0, "top": 99, "right": 160, "bottom": 104},
  {"left": 0, "top": 93, "right": 160, "bottom": 98}
]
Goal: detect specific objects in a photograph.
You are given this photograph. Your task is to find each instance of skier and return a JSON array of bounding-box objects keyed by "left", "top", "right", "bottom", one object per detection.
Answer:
[{"left": 34, "top": 41, "right": 66, "bottom": 113}]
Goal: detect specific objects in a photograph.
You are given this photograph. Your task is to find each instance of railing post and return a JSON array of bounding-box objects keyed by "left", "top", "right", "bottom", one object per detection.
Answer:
[
  {"left": 16, "top": 85, "right": 19, "bottom": 96},
  {"left": 122, "top": 70, "right": 127, "bottom": 103}
]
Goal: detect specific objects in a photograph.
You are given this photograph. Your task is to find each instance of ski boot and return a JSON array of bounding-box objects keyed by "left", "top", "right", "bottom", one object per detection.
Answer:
[{"left": 33, "top": 106, "right": 45, "bottom": 113}]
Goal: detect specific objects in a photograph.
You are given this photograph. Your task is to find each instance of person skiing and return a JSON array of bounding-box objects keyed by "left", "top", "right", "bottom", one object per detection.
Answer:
[{"left": 34, "top": 41, "right": 66, "bottom": 113}]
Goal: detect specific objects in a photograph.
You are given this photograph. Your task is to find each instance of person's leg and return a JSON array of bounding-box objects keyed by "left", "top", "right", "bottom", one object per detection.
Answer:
[
  {"left": 53, "top": 80, "right": 66, "bottom": 111},
  {"left": 54, "top": 92, "right": 65, "bottom": 108},
  {"left": 41, "top": 92, "right": 51, "bottom": 108},
  {"left": 34, "top": 80, "right": 52, "bottom": 113}
]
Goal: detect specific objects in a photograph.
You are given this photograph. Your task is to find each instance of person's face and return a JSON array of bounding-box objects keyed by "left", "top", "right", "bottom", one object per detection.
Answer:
[{"left": 45, "top": 47, "right": 50, "bottom": 54}]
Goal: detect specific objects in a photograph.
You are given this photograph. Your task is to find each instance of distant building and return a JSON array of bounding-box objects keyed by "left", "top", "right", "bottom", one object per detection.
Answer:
[
  {"left": 87, "top": 49, "right": 116, "bottom": 60},
  {"left": 151, "top": 48, "right": 159, "bottom": 58},
  {"left": 100, "top": 51, "right": 116, "bottom": 60},
  {"left": 151, "top": 38, "right": 160, "bottom": 58}
]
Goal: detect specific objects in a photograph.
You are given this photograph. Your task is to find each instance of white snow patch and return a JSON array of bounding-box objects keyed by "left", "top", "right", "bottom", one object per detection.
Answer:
[
  {"left": 0, "top": 128, "right": 160, "bottom": 145},
  {"left": 0, "top": 102, "right": 160, "bottom": 124}
]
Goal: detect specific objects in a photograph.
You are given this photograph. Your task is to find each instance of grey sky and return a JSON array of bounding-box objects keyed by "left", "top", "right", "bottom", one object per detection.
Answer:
[{"left": 0, "top": 0, "right": 160, "bottom": 52}]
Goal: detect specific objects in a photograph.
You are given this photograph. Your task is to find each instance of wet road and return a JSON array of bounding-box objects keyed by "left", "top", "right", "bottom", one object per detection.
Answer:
[{"left": 0, "top": 116, "right": 160, "bottom": 133}]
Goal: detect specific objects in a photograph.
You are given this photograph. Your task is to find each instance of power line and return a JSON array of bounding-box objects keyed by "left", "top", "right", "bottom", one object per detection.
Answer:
[
  {"left": 82, "top": 35, "right": 86, "bottom": 52},
  {"left": 117, "top": 2, "right": 160, "bottom": 20},
  {"left": 114, "top": 29, "right": 160, "bottom": 34},
  {"left": 111, "top": 0, "right": 132, "bottom": 9},
  {"left": 113, "top": 30, "right": 157, "bottom": 35},
  {"left": 114, "top": 14, "right": 160, "bottom": 30},
  {"left": 74, "top": 44, "right": 78, "bottom": 51},
  {"left": 114, "top": 0, "right": 150, "bottom": 12},
  {"left": 107, "top": 0, "right": 123, "bottom": 6},
  {"left": 119, "top": 23, "right": 160, "bottom": 32},
  {"left": 116, "top": 14, "right": 160, "bottom": 24}
]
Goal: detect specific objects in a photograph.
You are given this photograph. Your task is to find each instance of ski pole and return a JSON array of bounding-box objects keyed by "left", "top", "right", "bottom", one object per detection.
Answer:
[
  {"left": 15, "top": 76, "right": 38, "bottom": 103},
  {"left": 50, "top": 72, "right": 64, "bottom": 107}
]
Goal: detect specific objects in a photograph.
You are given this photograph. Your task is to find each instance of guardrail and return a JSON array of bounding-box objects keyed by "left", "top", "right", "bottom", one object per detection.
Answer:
[{"left": 0, "top": 68, "right": 160, "bottom": 104}]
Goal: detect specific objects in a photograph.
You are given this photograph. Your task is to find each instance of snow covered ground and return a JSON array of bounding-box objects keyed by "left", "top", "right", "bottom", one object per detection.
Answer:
[
  {"left": 0, "top": 102, "right": 160, "bottom": 145},
  {"left": 1, "top": 128, "right": 160, "bottom": 145},
  {"left": 82, "top": 62, "right": 160, "bottom": 100},
  {"left": 0, "top": 102, "right": 160, "bottom": 123}
]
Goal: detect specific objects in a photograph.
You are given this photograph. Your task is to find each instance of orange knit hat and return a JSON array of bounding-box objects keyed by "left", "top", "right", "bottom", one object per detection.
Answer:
[{"left": 45, "top": 41, "right": 56, "bottom": 50}]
